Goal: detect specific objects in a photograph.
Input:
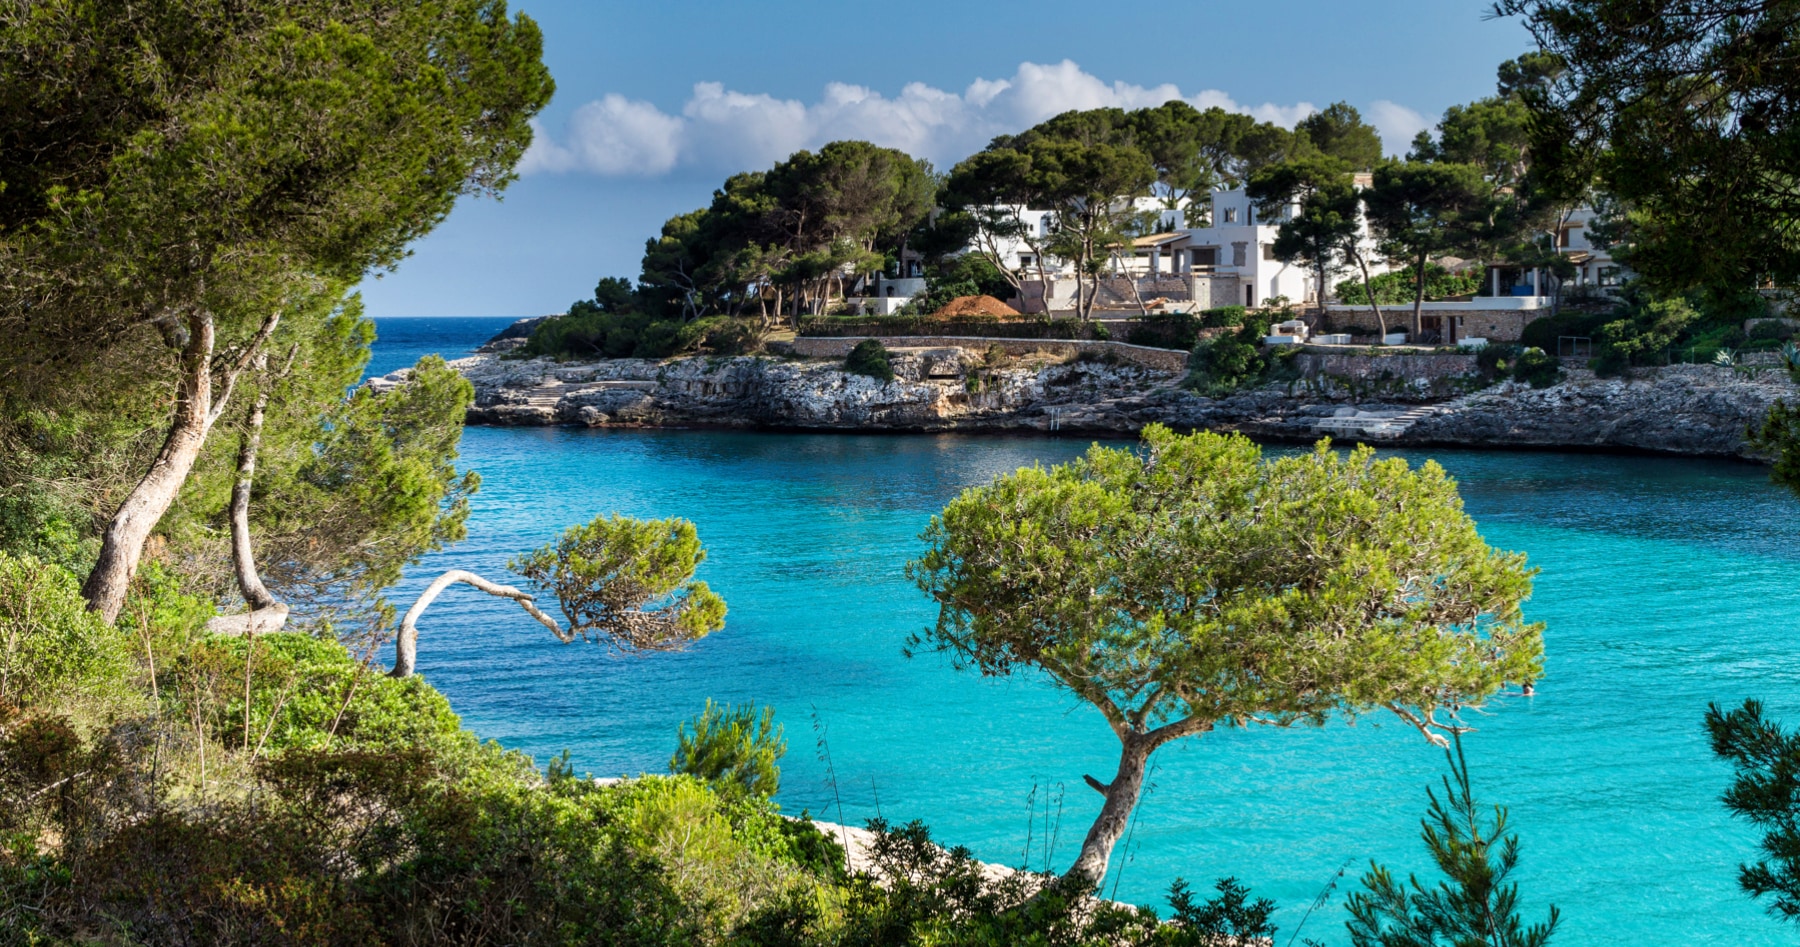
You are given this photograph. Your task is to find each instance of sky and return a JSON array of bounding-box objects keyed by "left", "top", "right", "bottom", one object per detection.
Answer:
[{"left": 355, "top": 0, "right": 1539, "bottom": 318}]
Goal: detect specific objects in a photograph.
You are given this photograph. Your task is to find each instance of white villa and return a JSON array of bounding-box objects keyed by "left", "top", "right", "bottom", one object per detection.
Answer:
[{"left": 972, "top": 184, "right": 1391, "bottom": 313}]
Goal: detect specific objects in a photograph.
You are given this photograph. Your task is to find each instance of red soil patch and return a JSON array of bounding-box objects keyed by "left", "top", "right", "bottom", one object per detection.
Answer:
[{"left": 932, "top": 295, "right": 1020, "bottom": 318}]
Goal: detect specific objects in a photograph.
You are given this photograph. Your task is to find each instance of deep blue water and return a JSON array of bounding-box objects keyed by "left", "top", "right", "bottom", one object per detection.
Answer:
[
  {"left": 374, "top": 318, "right": 1800, "bottom": 944},
  {"left": 363, "top": 316, "right": 516, "bottom": 379}
]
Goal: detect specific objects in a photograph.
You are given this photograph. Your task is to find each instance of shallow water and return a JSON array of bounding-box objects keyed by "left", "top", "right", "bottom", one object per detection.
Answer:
[{"left": 375, "top": 317, "right": 1800, "bottom": 944}]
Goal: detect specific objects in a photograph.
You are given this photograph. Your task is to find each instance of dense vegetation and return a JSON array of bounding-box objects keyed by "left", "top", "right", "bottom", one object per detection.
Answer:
[{"left": 8, "top": 0, "right": 1800, "bottom": 941}]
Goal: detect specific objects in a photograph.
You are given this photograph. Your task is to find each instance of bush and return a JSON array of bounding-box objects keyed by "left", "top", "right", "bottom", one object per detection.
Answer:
[
  {"left": 0, "top": 552, "right": 130, "bottom": 709},
  {"left": 1200, "top": 305, "right": 1248, "bottom": 329},
  {"left": 1336, "top": 265, "right": 1481, "bottom": 305},
  {"left": 1186, "top": 315, "right": 1270, "bottom": 396},
  {"left": 844, "top": 340, "right": 896, "bottom": 382},
  {"left": 1512, "top": 347, "right": 1562, "bottom": 388},
  {"left": 671, "top": 700, "right": 785, "bottom": 799},
  {"left": 1519, "top": 310, "right": 1611, "bottom": 353},
  {"left": 523, "top": 299, "right": 710, "bottom": 360},
  {"left": 1126, "top": 311, "right": 1201, "bottom": 350}
]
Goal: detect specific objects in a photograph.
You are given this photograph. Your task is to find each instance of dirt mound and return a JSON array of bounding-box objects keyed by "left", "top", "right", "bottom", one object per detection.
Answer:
[{"left": 933, "top": 295, "right": 1020, "bottom": 318}]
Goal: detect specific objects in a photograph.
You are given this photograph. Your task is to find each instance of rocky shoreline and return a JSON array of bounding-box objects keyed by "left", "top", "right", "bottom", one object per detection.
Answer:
[{"left": 407, "top": 347, "right": 1795, "bottom": 460}]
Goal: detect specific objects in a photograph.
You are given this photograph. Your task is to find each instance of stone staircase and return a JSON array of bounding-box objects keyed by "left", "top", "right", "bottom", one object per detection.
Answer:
[
  {"left": 1311, "top": 402, "right": 1453, "bottom": 440},
  {"left": 518, "top": 377, "right": 657, "bottom": 411}
]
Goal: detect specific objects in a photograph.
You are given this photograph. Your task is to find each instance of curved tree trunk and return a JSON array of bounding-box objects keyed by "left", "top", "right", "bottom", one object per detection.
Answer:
[
  {"left": 231, "top": 357, "right": 278, "bottom": 612},
  {"left": 390, "top": 569, "right": 569, "bottom": 678},
  {"left": 1352, "top": 250, "right": 1389, "bottom": 341},
  {"left": 1066, "top": 733, "right": 1155, "bottom": 886},
  {"left": 82, "top": 308, "right": 279, "bottom": 623}
]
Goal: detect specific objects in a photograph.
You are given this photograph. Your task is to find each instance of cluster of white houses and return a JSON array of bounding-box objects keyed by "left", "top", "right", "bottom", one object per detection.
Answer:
[{"left": 854, "top": 181, "right": 1628, "bottom": 345}]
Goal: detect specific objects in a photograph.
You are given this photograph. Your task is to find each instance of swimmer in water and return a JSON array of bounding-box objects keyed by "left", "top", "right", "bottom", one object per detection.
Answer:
[{"left": 1521, "top": 681, "right": 1536, "bottom": 696}]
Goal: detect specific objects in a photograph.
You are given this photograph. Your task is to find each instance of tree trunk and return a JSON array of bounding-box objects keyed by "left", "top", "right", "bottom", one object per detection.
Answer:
[
  {"left": 83, "top": 309, "right": 280, "bottom": 623},
  {"left": 391, "top": 569, "right": 569, "bottom": 678},
  {"left": 1412, "top": 249, "right": 1430, "bottom": 339},
  {"left": 1353, "top": 251, "right": 1389, "bottom": 341},
  {"left": 1066, "top": 733, "right": 1155, "bottom": 885},
  {"left": 231, "top": 359, "right": 278, "bottom": 612}
]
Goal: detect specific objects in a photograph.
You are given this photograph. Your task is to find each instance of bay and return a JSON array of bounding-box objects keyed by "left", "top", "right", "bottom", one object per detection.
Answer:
[{"left": 374, "top": 317, "right": 1799, "bottom": 944}]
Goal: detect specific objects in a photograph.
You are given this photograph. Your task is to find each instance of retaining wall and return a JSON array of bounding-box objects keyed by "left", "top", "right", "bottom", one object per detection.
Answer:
[
  {"left": 785, "top": 335, "right": 1189, "bottom": 373},
  {"left": 1327, "top": 306, "right": 1545, "bottom": 342}
]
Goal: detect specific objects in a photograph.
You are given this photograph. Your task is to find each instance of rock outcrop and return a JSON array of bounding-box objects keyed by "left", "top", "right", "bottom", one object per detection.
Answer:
[{"left": 425, "top": 349, "right": 1795, "bottom": 459}]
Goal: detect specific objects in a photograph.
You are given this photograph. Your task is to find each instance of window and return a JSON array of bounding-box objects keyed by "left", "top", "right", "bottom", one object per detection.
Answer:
[
  {"left": 1223, "top": 207, "right": 1239, "bottom": 224},
  {"left": 1193, "top": 247, "right": 1218, "bottom": 267},
  {"left": 1262, "top": 244, "right": 1278, "bottom": 261},
  {"left": 1019, "top": 255, "right": 1034, "bottom": 267},
  {"left": 1598, "top": 265, "right": 1622, "bottom": 287}
]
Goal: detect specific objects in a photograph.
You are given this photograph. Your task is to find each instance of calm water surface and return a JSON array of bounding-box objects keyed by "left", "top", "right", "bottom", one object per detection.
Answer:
[{"left": 374, "top": 317, "right": 1800, "bottom": 944}]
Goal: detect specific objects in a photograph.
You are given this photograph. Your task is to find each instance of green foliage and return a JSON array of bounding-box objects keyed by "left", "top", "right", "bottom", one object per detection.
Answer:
[
  {"left": 909, "top": 427, "right": 1542, "bottom": 730},
  {"left": 1496, "top": 0, "right": 1800, "bottom": 294},
  {"left": 1126, "top": 311, "right": 1202, "bottom": 350},
  {"left": 1249, "top": 156, "right": 1366, "bottom": 303},
  {"left": 1593, "top": 288, "right": 1701, "bottom": 375},
  {"left": 672, "top": 700, "right": 786, "bottom": 800},
  {"left": 0, "top": 0, "right": 554, "bottom": 406},
  {"left": 1296, "top": 102, "right": 1386, "bottom": 170},
  {"left": 1186, "top": 315, "right": 1271, "bottom": 395},
  {"left": 1347, "top": 735, "right": 1560, "bottom": 946},
  {"left": 525, "top": 294, "right": 706, "bottom": 360},
  {"left": 844, "top": 339, "right": 897, "bottom": 383},
  {"left": 1517, "top": 309, "right": 1611, "bottom": 352},
  {"left": 737, "top": 818, "right": 1294, "bottom": 947},
  {"left": 1706, "top": 699, "right": 1800, "bottom": 927},
  {"left": 1200, "top": 305, "right": 1249, "bottom": 328},
  {"left": 909, "top": 426, "right": 1544, "bottom": 882},
  {"left": 512, "top": 513, "right": 727, "bottom": 651},
  {"left": 1749, "top": 401, "right": 1800, "bottom": 506},
  {"left": 1511, "top": 348, "right": 1563, "bottom": 388},
  {"left": 0, "top": 553, "right": 130, "bottom": 709},
  {"left": 1337, "top": 266, "right": 1483, "bottom": 306}
]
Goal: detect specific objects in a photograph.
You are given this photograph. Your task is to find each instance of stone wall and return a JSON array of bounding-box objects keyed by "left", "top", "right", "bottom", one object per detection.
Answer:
[
  {"left": 1289, "top": 348, "right": 1482, "bottom": 401},
  {"left": 785, "top": 335, "right": 1189, "bottom": 373},
  {"left": 1327, "top": 306, "right": 1546, "bottom": 342}
]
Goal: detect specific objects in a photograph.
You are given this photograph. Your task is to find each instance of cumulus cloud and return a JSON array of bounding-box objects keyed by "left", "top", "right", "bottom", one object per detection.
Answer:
[
  {"left": 1366, "top": 100, "right": 1433, "bottom": 157},
  {"left": 522, "top": 60, "right": 1420, "bottom": 177}
]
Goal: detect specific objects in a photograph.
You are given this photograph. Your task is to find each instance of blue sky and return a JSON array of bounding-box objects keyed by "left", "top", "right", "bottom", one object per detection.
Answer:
[{"left": 356, "top": 0, "right": 1537, "bottom": 318}]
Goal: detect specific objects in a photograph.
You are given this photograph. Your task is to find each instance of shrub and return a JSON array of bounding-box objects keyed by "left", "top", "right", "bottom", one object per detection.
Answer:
[
  {"left": 1519, "top": 310, "right": 1611, "bottom": 353},
  {"left": 1336, "top": 265, "right": 1481, "bottom": 305},
  {"left": 0, "top": 553, "right": 130, "bottom": 709},
  {"left": 1186, "top": 315, "right": 1269, "bottom": 395},
  {"left": 671, "top": 700, "right": 785, "bottom": 799},
  {"left": 1512, "top": 347, "right": 1563, "bottom": 389},
  {"left": 1126, "top": 311, "right": 1200, "bottom": 350},
  {"left": 1200, "top": 305, "right": 1248, "bottom": 329},
  {"left": 844, "top": 340, "right": 895, "bottom": 382}
]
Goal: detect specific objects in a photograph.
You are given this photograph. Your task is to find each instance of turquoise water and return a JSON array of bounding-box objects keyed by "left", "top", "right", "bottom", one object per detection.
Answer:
[{"left": 375, "top": 319, "right": 1800, "bottom": 943}]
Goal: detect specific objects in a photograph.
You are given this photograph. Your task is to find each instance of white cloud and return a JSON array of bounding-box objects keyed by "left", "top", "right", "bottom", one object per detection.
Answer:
[
  {"left": 520, "top": 94, "right": 684, "bottom": 176},
  {"left": 1366, "top": 100, "right": 1433, "bottom": 157},
  {"left": 525, "top": 61, "right": 1416, "bottom": 177}
]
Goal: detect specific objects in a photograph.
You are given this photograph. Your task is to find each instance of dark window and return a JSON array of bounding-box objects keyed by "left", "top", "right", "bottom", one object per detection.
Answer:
[
  {"left": 1262, "top": 244, "right": 1277, "bottom": 261},
  {"left": 1599, "top": 266, "right": 1622, "bottom": 287}
]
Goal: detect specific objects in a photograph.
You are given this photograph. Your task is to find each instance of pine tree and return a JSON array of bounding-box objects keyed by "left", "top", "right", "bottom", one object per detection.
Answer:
[{"left": 1346, "top": 734, "right": 1560, "bottom": 947}]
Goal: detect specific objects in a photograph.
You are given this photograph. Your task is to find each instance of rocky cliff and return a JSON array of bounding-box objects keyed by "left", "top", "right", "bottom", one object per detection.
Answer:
[{"left": 413, "top": 349, "right": 1794, "bottom": 459}]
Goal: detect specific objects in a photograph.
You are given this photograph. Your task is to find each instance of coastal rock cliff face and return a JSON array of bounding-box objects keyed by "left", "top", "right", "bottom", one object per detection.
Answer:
[
  {"left": 426, "top": 352, "right": 1795, "bottom": 459},
  {"left": 446, "top": 350, "right": 1175, "bottom": 433}
]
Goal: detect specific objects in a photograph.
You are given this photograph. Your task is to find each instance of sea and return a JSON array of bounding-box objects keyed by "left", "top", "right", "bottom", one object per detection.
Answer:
[{"left": 368, "top": 316, "right": 1800, "bottom": 944}]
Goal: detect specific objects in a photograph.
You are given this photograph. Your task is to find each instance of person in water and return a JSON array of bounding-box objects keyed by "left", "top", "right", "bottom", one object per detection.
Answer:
[{"left": 1521, "top": 681, "right": 1537, "bottom": 696}]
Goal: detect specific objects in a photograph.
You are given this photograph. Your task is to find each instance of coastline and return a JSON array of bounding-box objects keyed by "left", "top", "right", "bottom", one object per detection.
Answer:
[{"left": 412, "top": 347, "right": 1792, "bottom": 461}]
